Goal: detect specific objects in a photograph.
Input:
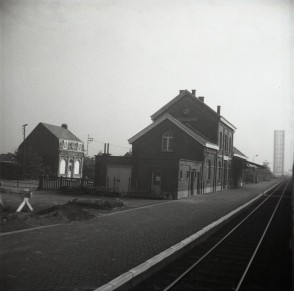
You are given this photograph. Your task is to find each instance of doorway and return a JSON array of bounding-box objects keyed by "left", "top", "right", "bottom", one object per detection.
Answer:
[
  {"left": 151, "top": 171, "right": 161, "bottom": 195},
  {"left": 197, "top": 172, "right": 201, "bottom": 194},
  {"left": 223, "top": 161, "right": 227, "bottom": 189},
  {"left": 190, "top": 170, "right": 197, "bottom": 195},
  {"left": 107, "top": 165, "right": 132, "bottom": 193}
]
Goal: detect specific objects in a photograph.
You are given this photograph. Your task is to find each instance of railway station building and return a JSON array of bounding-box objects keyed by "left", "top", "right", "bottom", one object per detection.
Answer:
[{"left": 95, "top": 89, "right": 249, "bottom": 199}]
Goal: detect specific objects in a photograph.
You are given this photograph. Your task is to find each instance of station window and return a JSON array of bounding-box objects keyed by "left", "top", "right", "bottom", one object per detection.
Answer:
[
  {"left": 162, "top": 131, "right": 174, "bottom": 151},
  {"left": 218, "top": 161, "right": 222, "bottom": 179},
  {"left": 179, "top": 170, "right": 183, "bottom": 180},
  {"left": 219, "top": 132, "right": 223, "bottom": 149},
  {"left": 208, "top": 160, "right": 211, "bottom": 180},
  {"left": 225, "top": 135, "right": 228, "bottom": 152},
  {"left": 186, "top": 171, "right": 190, "bottom": 180}
]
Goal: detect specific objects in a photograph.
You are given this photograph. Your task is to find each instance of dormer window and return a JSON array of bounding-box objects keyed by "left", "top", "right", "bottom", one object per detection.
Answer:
[
  {"left": 64, "top": 141, "right": 68, "bottom": 149},
  {"left": 162, "top": 131, "right": 174, "bottom": 151}
]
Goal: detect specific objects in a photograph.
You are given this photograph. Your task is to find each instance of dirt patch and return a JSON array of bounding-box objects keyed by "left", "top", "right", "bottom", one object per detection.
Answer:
[
  {"left": 35, "top": 204, "right": 95, "bottom": 221},
  {"left": 0, "top": 197, "right": 126, "bottom": 233},
  {"left": 0, "top": 204, "right": 95, "bottom": 233}
]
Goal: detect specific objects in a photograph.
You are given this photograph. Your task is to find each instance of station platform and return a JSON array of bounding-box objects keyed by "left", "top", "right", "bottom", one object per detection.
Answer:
[{"left": 0, "top": 179, "right": 280, "bottom": 291}]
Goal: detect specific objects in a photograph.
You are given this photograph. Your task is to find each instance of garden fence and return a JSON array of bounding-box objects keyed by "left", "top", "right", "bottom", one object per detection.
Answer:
[{"left": 39, "top": 176, "right": 94, "bottom": 190}]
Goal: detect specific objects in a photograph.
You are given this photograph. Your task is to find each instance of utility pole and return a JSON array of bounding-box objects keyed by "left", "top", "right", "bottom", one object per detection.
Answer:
[
  {"left": 253, "top": 154, "right": 258, "bottom": 163},
  {"left": 86, "top": 135, "right": 93, "bottom": 156},
  {"left": 22, "top": 124, "right": 28, "bottom": 179}
]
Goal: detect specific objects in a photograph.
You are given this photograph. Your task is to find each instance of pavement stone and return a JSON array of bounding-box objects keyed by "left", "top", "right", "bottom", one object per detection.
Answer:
[{"left": 0, "top": 179, "right": 280, "bottom": 291}]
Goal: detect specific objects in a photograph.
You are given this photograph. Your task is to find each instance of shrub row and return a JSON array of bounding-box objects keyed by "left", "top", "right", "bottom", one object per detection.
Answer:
[{"left": 67, "top": 198, "right": 124, "bottom": 210}]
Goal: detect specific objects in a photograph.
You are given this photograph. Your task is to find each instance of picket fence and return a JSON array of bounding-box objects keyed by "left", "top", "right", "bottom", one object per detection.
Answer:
[{"left": 39, "top": 176, "right": 94, "bottom": 190}]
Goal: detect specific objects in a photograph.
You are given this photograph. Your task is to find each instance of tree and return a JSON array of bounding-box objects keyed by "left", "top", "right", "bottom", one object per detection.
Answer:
[
  {"left": 83, "top": 156, "right": 95, "bottom": 180},
  {"left": 0, "top": 152, "right": 21, "bottom": 179},
  {"left": 15, "top": 147, "right": 44, "bottom": 179}
]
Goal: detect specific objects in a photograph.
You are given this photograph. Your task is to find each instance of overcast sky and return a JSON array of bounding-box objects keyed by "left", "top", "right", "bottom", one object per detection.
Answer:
[{"left": 1, "top": 0, "right": 293, "bottom": 172}]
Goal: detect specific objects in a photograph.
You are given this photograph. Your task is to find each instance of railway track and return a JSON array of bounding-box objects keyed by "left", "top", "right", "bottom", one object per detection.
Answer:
[{"left": 131, "top": 179, "right": 292, "bottom": 291}]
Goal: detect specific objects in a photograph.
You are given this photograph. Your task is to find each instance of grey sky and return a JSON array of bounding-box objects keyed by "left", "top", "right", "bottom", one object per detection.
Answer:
[{"left": 1, "top": 0, "right": 293, "bottom": 172}]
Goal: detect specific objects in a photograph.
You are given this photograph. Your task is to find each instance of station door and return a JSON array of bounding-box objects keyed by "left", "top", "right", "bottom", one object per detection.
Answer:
[{"left": 107, "top": 165, "right": 132, "bottom": 193}]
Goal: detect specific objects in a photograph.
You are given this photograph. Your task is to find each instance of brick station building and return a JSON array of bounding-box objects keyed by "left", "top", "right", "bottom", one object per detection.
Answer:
[{"left": 95, "top": 89, "right": 248, "bottom": 198}]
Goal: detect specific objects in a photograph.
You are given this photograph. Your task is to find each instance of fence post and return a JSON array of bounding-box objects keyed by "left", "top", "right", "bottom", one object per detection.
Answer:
[{"left": 60, "top": 176, "right": 63, "bottom": 189}]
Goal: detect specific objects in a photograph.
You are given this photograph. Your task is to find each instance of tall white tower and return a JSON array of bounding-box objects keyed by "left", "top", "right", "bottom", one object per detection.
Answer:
[{"left": 273, "top": 130, "right": 285, "bottom": 176}]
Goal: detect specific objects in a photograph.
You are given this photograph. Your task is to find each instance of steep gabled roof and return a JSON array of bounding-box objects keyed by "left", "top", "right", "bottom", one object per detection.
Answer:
[
  {"left": 150, "top": 90, "right": 237, "bottom": 131},
  {"left": 233, "top": 147, "right": 248, "bottom": 160},
  {"left": 128, "top": 113, "right": 219, "bottom": 150},
  {"left": 150, "top": 90, "right": 218, "bottom": 121},
  {"left": 41, "top": 123, "right": 82, "bottom": 142},
  {"left": 220, "top": 116, "right": 237, "bottom": 131},
  {"left": 183, "top": 122, "right": 214, "bottom": 143}
]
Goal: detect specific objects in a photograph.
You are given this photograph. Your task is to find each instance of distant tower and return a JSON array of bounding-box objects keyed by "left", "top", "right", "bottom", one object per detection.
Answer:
[{"left": 273, "top": 130, "right": 285, "bottom": 176}]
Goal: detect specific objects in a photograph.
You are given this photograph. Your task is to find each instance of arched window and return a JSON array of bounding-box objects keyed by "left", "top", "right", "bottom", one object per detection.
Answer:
[
  {"left": 208, "top": 160, "right": 211, "bottom": 180},
  {"left": 162, "top": 131, "right": 174, "bottom": 151},
  {"left": 229, "top": 137, "right": 232, "bottom": 153},
  {"left": 74, "top": 160, "right": 80, "bottom": 175},
  {"left": 60, "top": 158, "right": 66, "bottom": 175},
  {"left": 218, "top": 161, "right": 222, "bottom": 179}
]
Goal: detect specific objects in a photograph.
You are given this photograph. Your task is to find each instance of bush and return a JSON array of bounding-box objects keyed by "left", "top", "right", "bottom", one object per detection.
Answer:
[
  {"left": 67, "top": 198, "right": 124, "bottom": 210},
  {"left": 96, "top": 190, "right": 121, "bottom": 197}
]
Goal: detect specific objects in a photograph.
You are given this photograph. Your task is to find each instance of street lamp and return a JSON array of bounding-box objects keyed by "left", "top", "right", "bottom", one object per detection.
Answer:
[
  {"left": 253, "top": 154, "right": 258, "bottom": 163},
  {"left": 22, "top": 124, "right": 28, "bottom": 179}
]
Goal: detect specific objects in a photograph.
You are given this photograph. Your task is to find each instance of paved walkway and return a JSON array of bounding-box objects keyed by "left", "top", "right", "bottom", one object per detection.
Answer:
[{"left": 0, "top": 180, "right": 279, "bottom": 291}]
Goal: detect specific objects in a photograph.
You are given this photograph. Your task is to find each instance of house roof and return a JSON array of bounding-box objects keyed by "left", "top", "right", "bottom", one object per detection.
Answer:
[
  {"left": 150, "top": 90, "right": 236, "bottom": 131},
  {"left": 220, "top": 116, "right": 237, "bottom": 131},
  {"left": 0, "top": 153, "right": 17, "bottom": 163},
  {"left": 41, "top": 123, "right": 82, "bottom": 142},
  {"left": 128, "top": 113, "right": 219, "bottom": 150},
  {"left": 233, "top": 147, "right": 248, "bottom": 160}
]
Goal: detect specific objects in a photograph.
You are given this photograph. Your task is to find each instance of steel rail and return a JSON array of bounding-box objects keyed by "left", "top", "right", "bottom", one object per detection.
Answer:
[
  {"left": 163, "top": 180, "right": 286, "bottom": 291},
  {"left": 235, "top": 179, "right": 290, "bottom": 290}
]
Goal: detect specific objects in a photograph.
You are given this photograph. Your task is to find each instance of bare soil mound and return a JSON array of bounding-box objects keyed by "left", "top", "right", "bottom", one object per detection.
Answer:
[
  {"left": 36, "top": 204, "right": 95, "bottom": 221},
  {"left": 0, "top": 204, "right": 95, "bottom": 233}
]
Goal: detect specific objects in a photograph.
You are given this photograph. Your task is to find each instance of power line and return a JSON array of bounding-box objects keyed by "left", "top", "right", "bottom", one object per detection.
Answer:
[{"left": 92, "top": 139, "right": 130, "bottom": 149}]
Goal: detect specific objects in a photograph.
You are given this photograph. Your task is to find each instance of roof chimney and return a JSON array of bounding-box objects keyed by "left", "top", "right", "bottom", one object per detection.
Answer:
[
  {"left": 198, "top": 96, "right": 204, "bottom": 102},
  {"left": 191, "top": 89, "right": 196, "bottom": 96},
  {"left": 61, "top": 123, "right": 68, "bottom": 130},
  {"left": 217, "top": 105, "right": 221, "bottom": 115}
]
